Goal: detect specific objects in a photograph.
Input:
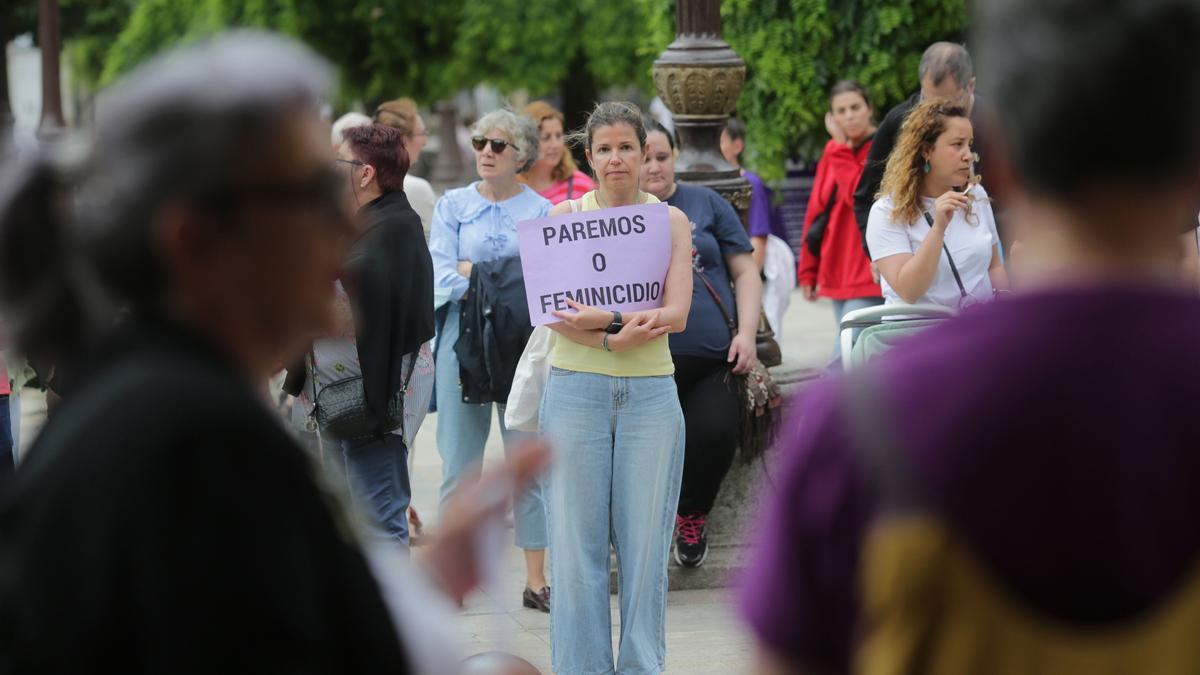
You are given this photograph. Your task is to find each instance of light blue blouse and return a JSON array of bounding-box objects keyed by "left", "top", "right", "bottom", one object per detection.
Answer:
[{"left": 429, "top": 182, "right": 551, "bottom": 301}]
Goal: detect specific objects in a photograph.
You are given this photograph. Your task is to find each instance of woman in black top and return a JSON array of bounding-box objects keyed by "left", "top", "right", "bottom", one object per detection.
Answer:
[
  {"left": 640, "top": 119, "right": 762, "bottom": 568},
  {"left": 0, "top": 33, "right": 538, "bottom": 674}
]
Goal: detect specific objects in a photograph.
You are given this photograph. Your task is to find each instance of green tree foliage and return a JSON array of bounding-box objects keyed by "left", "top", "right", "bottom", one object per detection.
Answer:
[
  {"left": 722, "top": 0, "right": 967, "bottom": 180},
  {"left": 66, "top": 0, "right": 671, "bottom": 110}
]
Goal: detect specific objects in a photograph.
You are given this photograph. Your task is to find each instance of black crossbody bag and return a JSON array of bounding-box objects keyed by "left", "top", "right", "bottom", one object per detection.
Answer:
[{"left": 922, "top": 211, "right": 968, "bottom": 301}]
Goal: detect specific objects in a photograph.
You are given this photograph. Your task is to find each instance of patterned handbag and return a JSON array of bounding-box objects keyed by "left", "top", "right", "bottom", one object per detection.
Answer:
[
  {"left": 692, "top": 269, "right": 783, "bottom": 462},
  {"left": 311, "top": 352, "right": 413, "bottom": 442}
]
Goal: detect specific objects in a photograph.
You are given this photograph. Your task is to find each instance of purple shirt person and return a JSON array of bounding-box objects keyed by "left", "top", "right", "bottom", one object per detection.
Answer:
[
  {"left": 721, "top": 117, "right": 784, "bottom": 269},
  {"left": 738, "top": 0, "right": 1200, "bottom": 671}
]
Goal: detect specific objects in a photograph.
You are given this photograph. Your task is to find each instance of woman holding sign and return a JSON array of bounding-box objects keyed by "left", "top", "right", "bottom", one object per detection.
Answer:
[
  {"left": 428, "top": 109, "right": 553, "bottom": 611},
  {"left": 640, "top": 119, "right": 762, "bottom": 570},
  {"left": 540, "top": 102, "right": 693, "bottom": 675}
]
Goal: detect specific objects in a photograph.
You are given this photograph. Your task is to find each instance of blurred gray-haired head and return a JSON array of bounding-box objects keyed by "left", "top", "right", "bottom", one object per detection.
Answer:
[
  {"left": 331, "top": 111, "right": 372, "bottom": 148},
  {"left": 80, "top": 30, "right": 332, "bottom": 306},
  {"left": 472, "top": 109, "right": 540, "bottom": 173},
  {"left": 972, "top": 0, "right": 1200, "bottom": 195},
  {"left": 0, "top": 31, "right": 333, "bottom": 362},
  {"left": 919, "top": 42, "right": 974, "bottom": 89}
]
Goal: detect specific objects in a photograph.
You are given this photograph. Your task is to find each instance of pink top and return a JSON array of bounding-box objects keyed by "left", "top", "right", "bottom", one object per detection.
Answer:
[
  {"left": 0, "top": 356, "right": 9, "bottom": 396},
  {"left": 537, "top": 170, "right": 596, "bottom": 205}
]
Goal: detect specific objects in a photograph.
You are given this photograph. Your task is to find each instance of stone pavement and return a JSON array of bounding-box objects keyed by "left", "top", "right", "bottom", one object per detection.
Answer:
[{"left": 408, "top": 290, "right": 838, "bottom": 673}]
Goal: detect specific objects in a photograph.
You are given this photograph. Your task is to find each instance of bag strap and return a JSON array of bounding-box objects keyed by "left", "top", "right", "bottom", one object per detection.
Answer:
[
  {"left": 566, "top": 174, "right": 575, "bottom": 200},
  {"left": 307, "top": 348, "right": 325, "bottom": 463},
  {"left": 922, "top": 211, "right": 968, "bottom": 300},
  {"left": 693, "top": 269, "right": 737, "bottom": 339}
]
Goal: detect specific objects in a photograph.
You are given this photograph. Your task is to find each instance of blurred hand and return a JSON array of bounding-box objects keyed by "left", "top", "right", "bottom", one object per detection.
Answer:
[
  {"left": 801, "top": 284, "right": 819, "bottom": 302},
  {"left": 552, "top": 298, "right": 615, "bottom": 331},
  {"left": 457, "top": 260, "right": 473, "bottom": 278},
  {"left": 728, "top": 331, "right": 758, "bottom": 374},
  {"left": 418, "top": 440, "right": 552, "bottom": 604}
]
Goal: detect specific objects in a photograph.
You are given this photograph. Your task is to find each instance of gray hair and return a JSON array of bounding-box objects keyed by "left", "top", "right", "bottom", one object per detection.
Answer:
[
  {"left": 331, "top": 111, "right": 371, "bottom": 147},
  {"left": 81, "top": 30, "right": 331, "bottom": 307},
  {"left": 472, "top": 109, "right": 540, "bottom": 173},
  {"left": 918, "top": 42, "right": 974, "bottom": 88},
  {"left": 0, "top": 30, "right": 332, "bottom": 360}
]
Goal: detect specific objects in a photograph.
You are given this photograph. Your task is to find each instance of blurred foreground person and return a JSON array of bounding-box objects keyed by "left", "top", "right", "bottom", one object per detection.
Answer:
[
  {"left": 0, "top": 32, "right": 547, "bottom": 674},
  {"left": 742, "top": 0, "right": 1200, "bottom": 673}
]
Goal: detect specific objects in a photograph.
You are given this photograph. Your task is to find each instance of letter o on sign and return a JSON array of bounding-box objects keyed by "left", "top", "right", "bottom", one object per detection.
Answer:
[{"left": 592, "top": 253, "right": 607, "bottom": 272}]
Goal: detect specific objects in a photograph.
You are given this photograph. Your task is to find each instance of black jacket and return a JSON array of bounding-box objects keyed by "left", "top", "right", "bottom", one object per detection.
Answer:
[
  {"left": 0, "top": 318, "right": 410, "bottom": 673},
  {"left": 455, "top": 256, "right": 533, "bottom": 405},
  {"left": 343, "top": 191, "right": 435, "bottom": 436}
]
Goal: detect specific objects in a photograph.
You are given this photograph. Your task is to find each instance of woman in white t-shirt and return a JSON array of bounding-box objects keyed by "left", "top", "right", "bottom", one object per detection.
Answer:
[{"left": 867, "top": 99, "right": 1008, "bottom": 308}]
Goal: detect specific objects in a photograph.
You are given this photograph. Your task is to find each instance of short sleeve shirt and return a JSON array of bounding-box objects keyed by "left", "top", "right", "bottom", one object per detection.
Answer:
[
  {"left": 666, "top": 182, "right": 754, "bottom": 359},
  {"left": 866, "top": 186, "right": 999, "bottom": 308}
]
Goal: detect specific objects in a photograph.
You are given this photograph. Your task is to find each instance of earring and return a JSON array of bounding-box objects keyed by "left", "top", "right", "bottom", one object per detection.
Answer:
[{"left": 922, "top": 161, "right": 931, "bottom": 173}]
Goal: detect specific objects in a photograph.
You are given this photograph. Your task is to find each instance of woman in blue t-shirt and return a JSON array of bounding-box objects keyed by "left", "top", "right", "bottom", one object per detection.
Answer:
[{"left": 640, "top": 119, "right": 762, "bottom": 567}]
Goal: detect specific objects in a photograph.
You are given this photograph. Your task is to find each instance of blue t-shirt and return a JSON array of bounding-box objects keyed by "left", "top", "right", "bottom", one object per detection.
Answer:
[{"left": 666, "top": 182, "right": 755, "bottom": 359}]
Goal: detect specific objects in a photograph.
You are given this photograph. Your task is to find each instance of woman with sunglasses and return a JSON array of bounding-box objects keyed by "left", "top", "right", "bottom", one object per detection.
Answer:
[
  {"left": 867, "top": 98, "right": 1008, "bottom": 309},
  {"left": 519, "top": 100, "right": 596, "bottom": 204},
  {"left": 428, "top": 109, "right": 553, "bottom": 611}
]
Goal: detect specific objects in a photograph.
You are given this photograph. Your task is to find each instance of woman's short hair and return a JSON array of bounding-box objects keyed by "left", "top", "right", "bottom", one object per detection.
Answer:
[
  {"left": 567, "top": 101, "right": 647, "bottom": 152},
  {"left": 343, "top": 123, "right": 410, "bottom": 193},
  {"left": 723, "top": 116, "right": 746, "bottom": 162},
  {"left": 643, "top": 116, "right": 676, "bottom": 151},
  {"left": 373, "top": 98, "right": 421, "bottom": 137},
  {"left": 521, "top": 100, "right": 577, "bottom": 182},
  {"left": 878, "top": 98, "right": 970, "bottom": 225},
  {"left": 472, "top": 109, "right": 540, "bottom": 173},
  {"left": 974, "top": 0, "right": 1200, "bottom": 195},
  {"left": 830, "top": 79, "right": 872, "bottom": 110}
]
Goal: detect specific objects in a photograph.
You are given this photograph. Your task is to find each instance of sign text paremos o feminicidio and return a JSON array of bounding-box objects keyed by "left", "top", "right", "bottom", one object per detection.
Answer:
[{"left": 516, "top": 202, "right": 672, "bottom": 326}]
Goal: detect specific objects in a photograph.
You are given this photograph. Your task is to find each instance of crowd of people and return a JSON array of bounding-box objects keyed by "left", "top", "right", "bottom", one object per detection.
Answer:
[{"left": 2, "top": 0, "right": 1200, "bottom": 672}]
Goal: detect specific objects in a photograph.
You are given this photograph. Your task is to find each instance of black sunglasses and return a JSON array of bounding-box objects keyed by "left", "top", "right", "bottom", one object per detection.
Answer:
[{"left": 471, "top": 136, "right": 519, "bottom": 154}]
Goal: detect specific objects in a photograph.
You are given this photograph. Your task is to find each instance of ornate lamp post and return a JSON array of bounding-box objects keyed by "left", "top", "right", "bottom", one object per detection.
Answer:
[
  {"left": 652, "top": 0, "right": 750, "bottom": 218},
  {"left": 37, "top": 0, "right": 66, "bottom": 139}
]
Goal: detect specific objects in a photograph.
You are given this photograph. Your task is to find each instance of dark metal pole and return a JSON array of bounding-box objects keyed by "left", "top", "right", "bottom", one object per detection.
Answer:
[
  {"left": 652, "top": 0, "right": 750, "bottom": 216},
  {"left": 654, "top": 0, "right": 779, "bottom": 353},
  {"left": 37, "top": 0, "right": 66, "bottom": 139}
]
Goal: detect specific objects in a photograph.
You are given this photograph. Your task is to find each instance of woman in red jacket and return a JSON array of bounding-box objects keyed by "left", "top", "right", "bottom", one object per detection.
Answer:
[{"left": 798, "top": 80, "right": 882, "bottom": 361}]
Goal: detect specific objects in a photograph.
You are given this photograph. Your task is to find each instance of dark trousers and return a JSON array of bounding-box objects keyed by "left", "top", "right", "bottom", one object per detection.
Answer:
[
  {"left": 672, "top": 355, "right": 739, "bottom": 516},
  {"left": 0, "top": 396, "right": 11, "bottom": 476},
  {"left": 341, "top": 433, "right": 411, "bottom": 545}
]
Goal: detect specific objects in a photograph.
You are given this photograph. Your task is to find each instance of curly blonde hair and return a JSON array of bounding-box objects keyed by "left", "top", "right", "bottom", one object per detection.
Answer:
[
  {"left": 520, "top": 100, "right": 579, "bottom": 183},
  {"left": 878, "top": 99, "right": 971, "bottom": 225}
]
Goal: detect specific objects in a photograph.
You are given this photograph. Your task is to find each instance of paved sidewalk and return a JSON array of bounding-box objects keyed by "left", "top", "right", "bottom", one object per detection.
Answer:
[{"left": 409, "top": 290, "right": 837, "bottom": 673}]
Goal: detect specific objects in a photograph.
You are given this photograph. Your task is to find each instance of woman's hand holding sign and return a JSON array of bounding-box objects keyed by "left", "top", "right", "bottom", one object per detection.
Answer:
[
  {"left": 553, "top": 298, "right": 670, "bottom": 352},
  {"left": 553, "top": 298, "right": 616, "bottom": 331}
]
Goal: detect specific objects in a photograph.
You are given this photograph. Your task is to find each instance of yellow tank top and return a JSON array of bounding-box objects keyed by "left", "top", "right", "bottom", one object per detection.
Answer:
[{"left": 550, "top": 190, "right": 675, "bottom": 377}]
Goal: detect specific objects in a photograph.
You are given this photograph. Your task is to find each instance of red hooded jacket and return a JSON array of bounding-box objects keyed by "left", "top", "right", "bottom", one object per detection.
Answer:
[{"left": 798, "top": 138, "right": 881, "bottom": 300}]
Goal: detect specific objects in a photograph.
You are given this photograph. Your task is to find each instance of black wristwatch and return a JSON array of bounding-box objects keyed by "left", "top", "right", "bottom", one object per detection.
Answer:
[{"left": 605, "top": 311, "right": 624, "bottom": 334}]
